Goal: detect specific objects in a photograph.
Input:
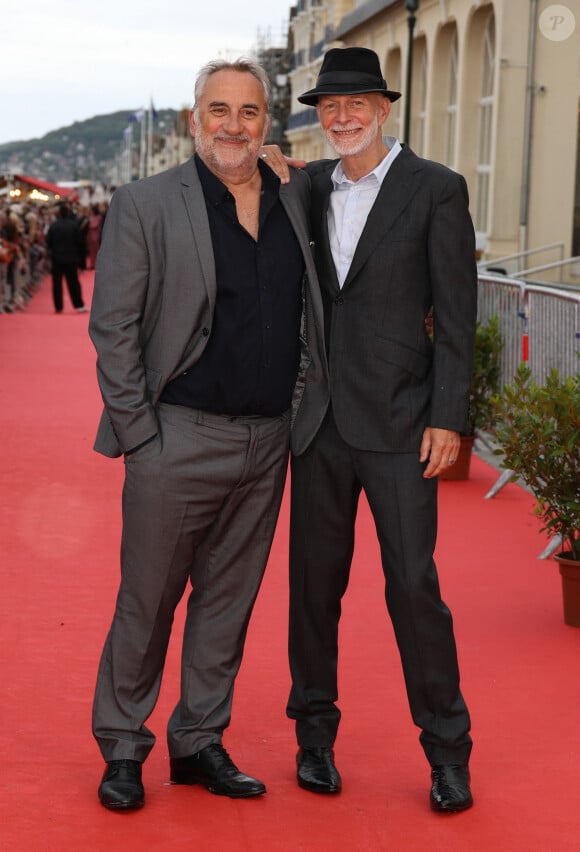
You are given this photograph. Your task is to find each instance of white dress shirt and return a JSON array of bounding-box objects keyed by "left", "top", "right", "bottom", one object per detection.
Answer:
[{"left": 328, "top": 136, "right": 402, "bottom": 288}]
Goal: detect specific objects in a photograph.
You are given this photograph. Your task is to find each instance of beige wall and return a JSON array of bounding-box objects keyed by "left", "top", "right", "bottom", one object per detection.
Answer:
[
  {"left": 527, "top": 2, "right": 578, "bottom": 271},
  {"left": 287, "top": 0, "right": 580, "bottom": 274}
]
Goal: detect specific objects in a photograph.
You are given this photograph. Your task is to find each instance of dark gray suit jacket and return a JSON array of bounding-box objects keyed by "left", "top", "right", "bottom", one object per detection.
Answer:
[
  {"left": 305, "top": 145, "right": 477, "bottom": 453},
  {"left": 89, "top": 157, "right": 329, "bottom": 458}
]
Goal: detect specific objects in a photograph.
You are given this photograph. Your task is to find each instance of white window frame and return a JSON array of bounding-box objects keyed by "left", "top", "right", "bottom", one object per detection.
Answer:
[{"left": 475, "top": 16, "right": 495, "bottom": 233}]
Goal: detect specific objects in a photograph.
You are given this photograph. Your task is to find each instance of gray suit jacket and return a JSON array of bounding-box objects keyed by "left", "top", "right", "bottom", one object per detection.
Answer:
[
  {"left": 89, "top": 157, "right": 329, "bottom": 458},
  {"left": 306, "top": 145, "right": 478, "bottom": 452}
]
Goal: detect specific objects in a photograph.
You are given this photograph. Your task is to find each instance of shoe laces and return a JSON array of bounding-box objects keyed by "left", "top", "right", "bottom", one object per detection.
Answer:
[
  {"left": 204, "top": 743, "right": 237, "bottom": 771},
  {"left": 108, "top": 758, "right": 141, "bottom": 776}
]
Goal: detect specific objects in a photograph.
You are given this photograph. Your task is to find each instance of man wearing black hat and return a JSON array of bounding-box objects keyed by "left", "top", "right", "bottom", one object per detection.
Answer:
[{"left": 263, "top": 46, "right": 476, "bottom": 812}]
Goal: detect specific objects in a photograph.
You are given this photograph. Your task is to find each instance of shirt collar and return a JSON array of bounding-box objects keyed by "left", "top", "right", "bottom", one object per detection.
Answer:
[{"left": 195, "top": 152, "right": 279, "bottom": 207}]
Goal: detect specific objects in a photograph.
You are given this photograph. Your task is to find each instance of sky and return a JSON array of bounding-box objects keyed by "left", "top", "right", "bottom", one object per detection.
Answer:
[{"left": 2, "top": 0, "right": 292, "bottom": 146}]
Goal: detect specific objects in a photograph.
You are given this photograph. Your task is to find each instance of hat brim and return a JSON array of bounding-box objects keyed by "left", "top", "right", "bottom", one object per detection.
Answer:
[{"left": 298, "top": 85, "right": 402, "bottom": 106}]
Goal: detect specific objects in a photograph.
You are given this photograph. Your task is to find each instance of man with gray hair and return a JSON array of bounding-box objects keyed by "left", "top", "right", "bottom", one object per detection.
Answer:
[
  {"left": 263, "top": 46, "right": 476, "bottom": 813},
  {"left": 89, "top": 58, "right": 328, "bottom": 811}
]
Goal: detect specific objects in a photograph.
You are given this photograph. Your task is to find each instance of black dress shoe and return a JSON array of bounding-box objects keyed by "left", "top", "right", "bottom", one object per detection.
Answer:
[
  {"left": 430, "top": 764, "right": 473, "bottom": 812},
  {"left": 297, "top": 747, "right": 342, "bottom": 794},
  {"left": 98, "top": 759, "right": 144, "bottom": 811},
  {"left": 170, "top": 743, "right": 266, "bottom": 798}
]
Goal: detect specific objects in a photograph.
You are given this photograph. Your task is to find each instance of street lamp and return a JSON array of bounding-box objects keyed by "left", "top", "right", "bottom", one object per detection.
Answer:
[{"left": 403, "top": 0, "right": 419, "bottom": 145}]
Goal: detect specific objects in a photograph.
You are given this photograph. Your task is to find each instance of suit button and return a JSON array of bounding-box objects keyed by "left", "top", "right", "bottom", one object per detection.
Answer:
[
  {"left": 202, "top": 327, "right": 210, "bottom": 336},
  {"left": 334, "top": 296, "right": 344, "bottom": 305}
]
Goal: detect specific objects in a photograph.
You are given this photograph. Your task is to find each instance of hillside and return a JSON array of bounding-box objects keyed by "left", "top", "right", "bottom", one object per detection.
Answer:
[{"left": 0, "top": 109, "right": 178, "bottom": 185}]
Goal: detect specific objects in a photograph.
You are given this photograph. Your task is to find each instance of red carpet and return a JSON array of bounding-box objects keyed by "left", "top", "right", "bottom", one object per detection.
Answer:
[{"left": 1, "top": 275, "right": 579, "bottom": 851}]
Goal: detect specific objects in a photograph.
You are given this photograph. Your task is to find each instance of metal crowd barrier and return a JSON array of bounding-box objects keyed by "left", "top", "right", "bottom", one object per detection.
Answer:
[
  {"left": 475, "top": 273, "right": 580, "bottom": 557},
  {"left": 476, "top": 274, "right": 526, "bottom": 390},
  {"left": 526, "top": 285, "right": 580, "bottom": 381},
  {"left": 477, "top": 272, "right": 580, "bottom": 384}
]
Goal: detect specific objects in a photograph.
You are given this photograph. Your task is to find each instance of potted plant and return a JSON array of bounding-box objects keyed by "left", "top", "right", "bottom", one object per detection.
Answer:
[
  {"left": 492, "top": 365, "right": 580, "bottom": 625},
  {"left": 441, "top": 314, "right": 503, "bottom": 480}
]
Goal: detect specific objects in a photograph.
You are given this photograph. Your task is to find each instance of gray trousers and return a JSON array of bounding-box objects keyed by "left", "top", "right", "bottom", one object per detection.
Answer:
[{"left": 93, "top": 402, "right": 290, "bottom": 762}]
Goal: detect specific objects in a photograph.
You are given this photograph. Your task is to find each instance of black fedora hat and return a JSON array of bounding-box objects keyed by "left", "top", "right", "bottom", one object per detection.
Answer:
[{"left": 298, "top": 47, "right": 401, "bottom": 107}]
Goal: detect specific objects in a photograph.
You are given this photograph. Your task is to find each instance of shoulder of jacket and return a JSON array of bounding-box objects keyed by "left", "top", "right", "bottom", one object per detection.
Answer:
[
  {"left": 108, "top": 168, "right": 186, "bottom": 218},
  {"left": 288, "top": 166, "right": 308, "bottom": 186},
  {"left": 403, "top": 147, "right": 465, "bottom": 186},
  {"left": 286, "top": 167, "right": 314, "bottom": 200},
  {"left": 117, "top": 163, "right": 183, "bottom": 202},
  {"left": 305, "top": 159, "right": 338, "bottom": 178}
]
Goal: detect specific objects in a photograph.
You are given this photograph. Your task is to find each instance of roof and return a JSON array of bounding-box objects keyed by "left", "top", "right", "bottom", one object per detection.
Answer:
[
  {"left": 14, "top": 174, "right": 78, "bottom": 201},
  {"left": 334, "top": 0, "right": 398, "bottom": 39}
]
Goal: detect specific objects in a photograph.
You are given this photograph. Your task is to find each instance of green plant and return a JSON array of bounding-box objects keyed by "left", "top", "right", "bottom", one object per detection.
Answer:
[
  {"left": 469, "top": 315, "right": 503, "bottom": 433},
  {"left": 493, "top": 365, "right": 580, "bottom": 560}
]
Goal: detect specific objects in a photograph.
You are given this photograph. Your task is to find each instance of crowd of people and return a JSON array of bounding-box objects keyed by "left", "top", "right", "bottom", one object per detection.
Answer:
[{"left": 0, "top": 199, "right": 108, "bottom": 314}]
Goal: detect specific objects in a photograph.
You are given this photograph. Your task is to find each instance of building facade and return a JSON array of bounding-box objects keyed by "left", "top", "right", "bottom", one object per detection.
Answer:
[{"left": 287, "top": 0, "right": 580, "bottom": 278}]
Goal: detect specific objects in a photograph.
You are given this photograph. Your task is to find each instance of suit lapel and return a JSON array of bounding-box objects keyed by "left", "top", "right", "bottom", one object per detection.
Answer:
[
  {"left": 178, "top": 158, "right": 217, "bottom": 315},
  {"left": 343, "top": 146, "right": 424, "bottom": 289},
  {"left": 310, "top": 164, "right": 340, "bottom": 293},
  {"left": 279, "top": 182, "right": 310, "bottom": 250}
]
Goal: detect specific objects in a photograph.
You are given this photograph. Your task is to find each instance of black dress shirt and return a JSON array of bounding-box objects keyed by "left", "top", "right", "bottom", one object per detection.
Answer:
[{"left": 160, "top": 154, "right": 304, "bottom": 416}]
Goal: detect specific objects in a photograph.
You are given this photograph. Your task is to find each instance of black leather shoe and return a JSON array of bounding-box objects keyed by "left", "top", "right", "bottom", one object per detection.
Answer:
[
  {"left": 170, "top": 743, "right": 266, "bottom": 798},
  {"left": 430, "top": 764, "right": 473, "bottom": 812},
  {"left": 297, "top": 747, "right": 342, "bottom": 794},
  {"left": 98, "top": 759, "right": 144, "bottom": 811}
]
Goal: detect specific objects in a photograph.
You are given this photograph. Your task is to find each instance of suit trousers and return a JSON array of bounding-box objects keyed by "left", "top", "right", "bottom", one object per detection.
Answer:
[
  {"left": 287, "top": 409, "right": 472, "bottom": 766},
  {"left": 51, "top": 261, "right": 84, "bottom": 312},
  {"left": 93, "top": 402, "right": 290, "bottom": 762}
]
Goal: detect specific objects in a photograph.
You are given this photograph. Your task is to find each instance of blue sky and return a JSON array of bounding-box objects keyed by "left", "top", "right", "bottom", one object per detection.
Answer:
[{"left": 2, "top": 0, "right": 291, "bottom": 145}]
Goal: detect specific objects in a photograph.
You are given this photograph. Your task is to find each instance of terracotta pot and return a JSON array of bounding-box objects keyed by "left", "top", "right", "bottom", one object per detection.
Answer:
[
  {"left": 554, "top": 552, "right": 580, "bottom": 627},
  {"left": 439, "top": 435, "right": 475, "bottom": 481}
]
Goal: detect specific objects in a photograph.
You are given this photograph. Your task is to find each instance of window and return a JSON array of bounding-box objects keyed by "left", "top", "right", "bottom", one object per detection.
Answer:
[
  {"left": 446, "top": 32, "right": 458, "bottom": 167},
  {"left": 475, "top": 15, "right": 495, "bottom": 233},
  {"left": 412, "top": 38, "right": 428, "bottom": 156},
  {"left": 572, "top": 99, "right": 580, "bottom": 258},
  {"left": 386, "top": 48, "right": 402, "bottom": 140}
]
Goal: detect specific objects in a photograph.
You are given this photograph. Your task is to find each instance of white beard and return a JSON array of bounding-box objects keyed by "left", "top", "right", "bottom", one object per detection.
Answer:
[{"left": 323, "top": 113, "right": 379, "bottom": 158}]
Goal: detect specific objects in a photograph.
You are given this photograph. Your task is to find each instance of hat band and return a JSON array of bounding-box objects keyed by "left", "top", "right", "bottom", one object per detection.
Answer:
[{"left": 316, "top": 70, "right": 387, "bottom": 89}]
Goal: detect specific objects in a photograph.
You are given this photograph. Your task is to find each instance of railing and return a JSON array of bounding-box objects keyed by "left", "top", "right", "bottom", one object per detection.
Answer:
[
  {"left": 512, "top": 256, "right": 580, "bottom": 287},
  {"left": 477, "top": 272, "right": 580, "bottom": 384},
  {"left": 478, "top": 241, "right": 566, "bottom": 276},
  {"left": 477, "top": 273, "right": 579, "bottom": 552},
  {"left": 287, "top": 110, "right": 321, "bottom": 131},
  {"left": 309, "top": 40, "right": 325, "bottom": 61},
  {"left": 526, "top": 285, "right": 580, "bottom": 379},
  {"left": 477, "top": 274, "right": 526, "bottom": 390}
]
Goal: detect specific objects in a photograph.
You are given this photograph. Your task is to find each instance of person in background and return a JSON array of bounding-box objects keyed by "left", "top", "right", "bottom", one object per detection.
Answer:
[
  {"left": 89, "top": 57, "right": 327, "bottom": 812},
  {"left": 86, "top": 203, "right": 104, "bottom": 269},
  {"left": 46, "top": 203, "right": 87, "bottom": 313},
  {"left": 0, "top": 206, "right": 21, "bottom": 312},
  {"left": 262, "top": 46, "right": 476, "bottom": 812},
  {"left": 76, "top": 205, "right": 90, "bottom": 271}
]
